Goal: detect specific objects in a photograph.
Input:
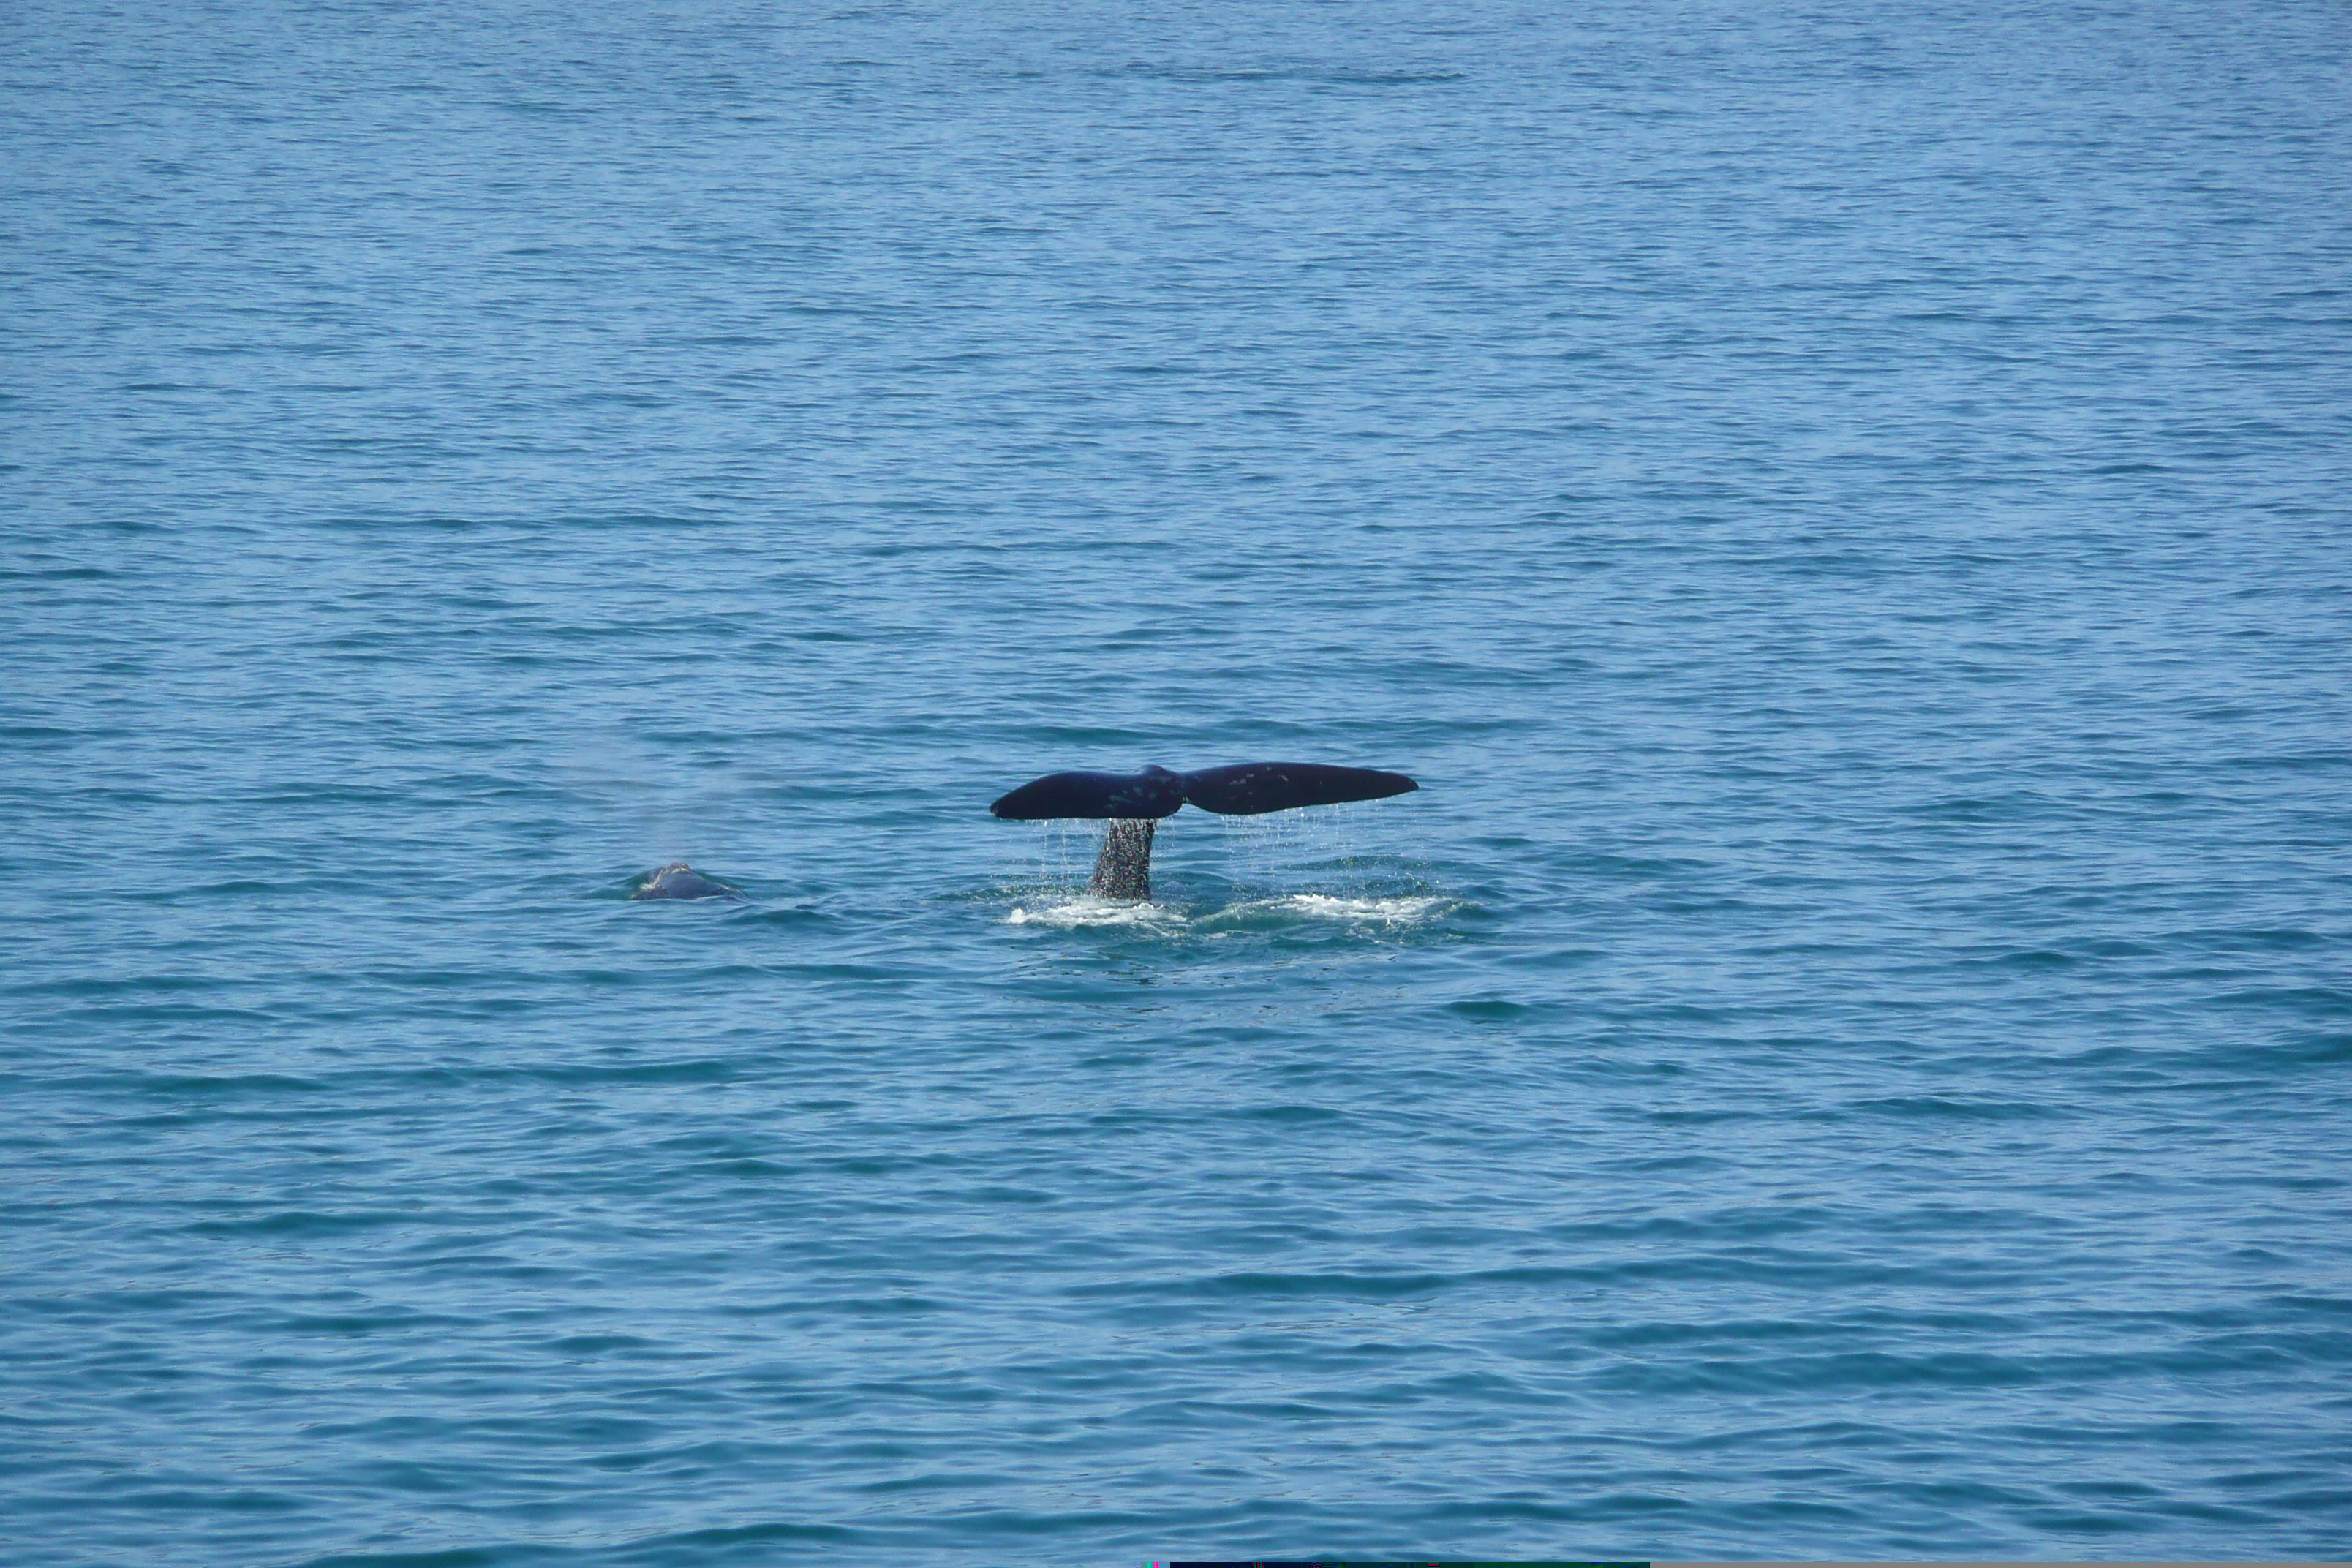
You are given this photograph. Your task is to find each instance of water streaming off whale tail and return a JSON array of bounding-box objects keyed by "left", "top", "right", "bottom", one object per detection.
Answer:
[{"left": 1000, "top": 811, "right": 1450, "bottom": 933}]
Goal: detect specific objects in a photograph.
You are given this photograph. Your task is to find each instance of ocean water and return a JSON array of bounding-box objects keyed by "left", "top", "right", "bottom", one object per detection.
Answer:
[{"left": 4, "top": 0, "right": 2350, "bottom": 1561}]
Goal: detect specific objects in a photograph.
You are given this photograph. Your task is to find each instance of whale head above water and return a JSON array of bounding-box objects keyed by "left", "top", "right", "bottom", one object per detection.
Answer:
[{"left": 630, "top": 862, "right": 742, "bottom": 901}]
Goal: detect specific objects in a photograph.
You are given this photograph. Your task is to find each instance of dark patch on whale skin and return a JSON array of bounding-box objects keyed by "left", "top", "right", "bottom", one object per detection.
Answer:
[{"left": 630, "top": 863, "right": 744, "bottom": 901}]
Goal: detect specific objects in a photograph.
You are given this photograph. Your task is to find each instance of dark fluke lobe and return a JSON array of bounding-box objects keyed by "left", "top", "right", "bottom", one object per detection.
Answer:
[
  {"left": 630, "top": 863, "right": 742, "bottom": 901},
  {"left": 1176, "top": 761, "right": 1418, "bottom": 816},
  {"left": 989, "top": 765, "right": 1187, "bottom": 821},
  {"left": 989, "top": 762, "right": 1416, "bottom": 821}
]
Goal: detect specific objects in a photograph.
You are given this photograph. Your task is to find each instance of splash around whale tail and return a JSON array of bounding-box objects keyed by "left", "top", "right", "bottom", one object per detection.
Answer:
[{"left": 989, "top": 762, "right": 1416, "bottom": 821}]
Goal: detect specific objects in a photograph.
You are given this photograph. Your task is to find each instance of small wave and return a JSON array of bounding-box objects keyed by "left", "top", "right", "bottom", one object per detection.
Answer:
[
  {"left": 1109, "top": 62, "right": 1466, "bottom": 87},
  {"left": 1262, "top": 893, "right": 1451, "bottom": 924},
  {"left": 1006, "top": 892, "right": 1454, "bottom": 932}
]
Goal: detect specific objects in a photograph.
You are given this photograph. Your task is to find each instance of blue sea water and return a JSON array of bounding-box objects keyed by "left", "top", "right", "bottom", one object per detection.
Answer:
[{"left": 5, "top": 0, "right": 2351, "bottom": 1561}]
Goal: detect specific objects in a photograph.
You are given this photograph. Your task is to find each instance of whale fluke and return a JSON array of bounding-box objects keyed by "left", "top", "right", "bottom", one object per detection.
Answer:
[
  {"left": 990, "top": 762, "right": 1416, "bottom": 821},
  {"left": 630, "top": 863, "right": 742, "bottom": 901},
  {"left": 990, "top": 761, "right": 1420, "bottom": 901}
]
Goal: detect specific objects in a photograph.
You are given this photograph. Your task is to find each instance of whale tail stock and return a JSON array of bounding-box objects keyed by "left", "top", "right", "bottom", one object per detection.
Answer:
[
  {"left": 1088, "top": 818, "right": 1157, "bottom": 900},
  {"left": 990, "top": 762, "right": 1419, "bottom": 902}
]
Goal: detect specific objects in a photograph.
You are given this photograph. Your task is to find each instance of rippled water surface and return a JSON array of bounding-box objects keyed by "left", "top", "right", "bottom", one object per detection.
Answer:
[{"left": 6, "top": 1, "right": 2351, "bottom": 1561}]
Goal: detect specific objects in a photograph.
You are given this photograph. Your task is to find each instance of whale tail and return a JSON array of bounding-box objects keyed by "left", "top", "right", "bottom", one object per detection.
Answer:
[{"left": 992, "top": 761, "right": 1419, "bottom": 903}]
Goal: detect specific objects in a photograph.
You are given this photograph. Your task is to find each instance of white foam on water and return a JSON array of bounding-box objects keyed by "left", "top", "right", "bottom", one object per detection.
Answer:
[
  {"left": 1005, "top": 895, "right": 1190, "bottom": 931},
  {"left": 1259, "top": 893, "right": 1452, "bottom": 924},
  {"left": 1008, "top": 891, "right": 1454, "bottom": 932}
]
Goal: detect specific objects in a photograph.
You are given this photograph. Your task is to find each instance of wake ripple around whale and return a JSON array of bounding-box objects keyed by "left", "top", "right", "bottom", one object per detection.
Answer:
[{"left": 1006, "top": 892, "right": 1458, "bottom": 932}]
